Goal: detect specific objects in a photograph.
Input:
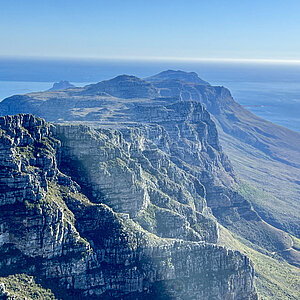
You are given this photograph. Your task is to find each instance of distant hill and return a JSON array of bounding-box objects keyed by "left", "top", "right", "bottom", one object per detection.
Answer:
[
  {"left": 48, "top": 80, "right": 75, "bottom": 91},
  {"left": 146, "top": 69, "right": 210, "bottom": 85},
  {"left": 83, "top": 74, "right": 159, "bottom": 98}
]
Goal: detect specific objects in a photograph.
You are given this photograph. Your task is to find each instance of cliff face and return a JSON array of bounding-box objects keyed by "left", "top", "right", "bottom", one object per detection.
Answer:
[
  {"left": 0, "top": 70, "right": 299, "bottom": 298},
  {"left": 83, "top": 75, "right": 160, "bottom": 99},
  {"left": 0, "top": 114, "right": 257, "bottom": 299},
  {"left": 146, "top": 71, "right": 300, "bottom": 246},
  {"left": 0, "top": 71, "right": 291, "bottom": 248},
  {"left": 48, "top": 81, "right": 75, "bottom": 91},
  {"left": 148, "top": 72, "right": 300, "bottom": 168},
  {"left": 54, "top": 122, "right": 220, "bottom": 243}
]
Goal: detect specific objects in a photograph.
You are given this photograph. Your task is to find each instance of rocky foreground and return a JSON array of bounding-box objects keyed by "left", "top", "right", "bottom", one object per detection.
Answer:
[{"left": 0, "top": 112, "right": 257, "bottom": 300}]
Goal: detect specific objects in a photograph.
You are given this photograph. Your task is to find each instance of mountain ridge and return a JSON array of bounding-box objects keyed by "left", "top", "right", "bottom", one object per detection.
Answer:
[
  {"left": 146, "top": 70, "right": 210, "bottom": 85},
  {"left": 0, "top": 113, "right": 258, "bottom": 299},
  {"left": 0, "top": 70, "right": 299, "bottom": 299}
]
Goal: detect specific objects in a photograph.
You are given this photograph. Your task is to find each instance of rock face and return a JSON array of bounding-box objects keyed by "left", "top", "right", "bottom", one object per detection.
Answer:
[
  {"left": 54, "top": 123, "right": 218, "bottom": 243},
  {"left": 2, "top": 70, "right": 298, "bottom": 243},
  {"left": 146, "top": 70, "right": 210, "bottom": 85},
  {"left": 48, "top": 80, "right": 75, "bottom": 91},
  {"left": 0, "top": 114, "right": 257, "bottom": 299},
  {"left": 84, "top": 75, "right": 159, "bottom": 99},
  {"left": 0, "top": 70, "right": 295, "bottom": 248},
  {"left": 1, "top": 70, "right": 299, "bottom": 298}
]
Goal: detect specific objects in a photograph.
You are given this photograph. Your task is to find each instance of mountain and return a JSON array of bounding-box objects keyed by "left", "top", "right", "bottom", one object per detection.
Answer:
[
  {"left": 83, "top": 75, "right": 159, "bottom": 99},
  {"left": 48, "top": 80, "right": 75, "bottom": 91},
  {"left": 0, "top": 114, "right": 257, "bottom": 300},
  {"left": 147, "top": 70, "right": 300, "bottom": 238},
  {"left": 0, "top": 71, "right": 299, "bottom": 299},
  {"left": 146, "top": 70, "right": 210, "bottom": 85}
]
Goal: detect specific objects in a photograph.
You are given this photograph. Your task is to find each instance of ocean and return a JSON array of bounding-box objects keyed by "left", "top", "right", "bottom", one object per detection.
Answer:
[{"left": 0, "top": 58, "right": 299, "bottom": 132}]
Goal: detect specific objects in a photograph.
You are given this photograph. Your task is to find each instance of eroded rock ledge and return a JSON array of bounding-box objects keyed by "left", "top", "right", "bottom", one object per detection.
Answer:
[{"left": 0, "top": 114, "right": 257, "bottom": 299}]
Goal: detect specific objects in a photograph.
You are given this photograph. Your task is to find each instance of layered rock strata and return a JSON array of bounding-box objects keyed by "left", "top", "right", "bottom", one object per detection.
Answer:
[{"left": 0, "top": 114, "right": 257, "bottom": 299}]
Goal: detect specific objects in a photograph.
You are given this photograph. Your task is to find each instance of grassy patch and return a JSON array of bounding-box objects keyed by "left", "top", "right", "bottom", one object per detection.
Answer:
[
  {"left": 39, "top": 181, "right": 76, "bottom": 226},
  {"left": 219, "top": 226, "right": 300, "bottom": 300},
  {"left": 238, "top": 181, "right": 300, "bottom": 237},
  {"left": 292, "top": 236, "right": 300, "bottom": 251},
  {"left": 0, "top": 274, "right": 57, "bottom": 300},
  {"left": 135, "top": 203, "right": 158, "bottom": 233}
]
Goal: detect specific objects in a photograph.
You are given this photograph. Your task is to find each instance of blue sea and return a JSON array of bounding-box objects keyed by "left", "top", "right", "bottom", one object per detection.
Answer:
[{"left": 0, "top": 58, "right": 299, "bottom": 132}]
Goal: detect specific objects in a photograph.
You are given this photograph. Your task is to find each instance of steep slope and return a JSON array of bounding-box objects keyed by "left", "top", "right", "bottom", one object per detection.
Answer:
[
  {"left": 54, "top": 123, "right": 218, "bottom": 243},
  {"left": 0, "top": 114, "right": 257, "bottom": 299},
  {"left": 147, "top": 70, "right": 300, "bottom": 238},
  {"left": 218, "top": 226, "right": 300, "bottom": 300},
  {"left": 0, "top": 70, "right": 299, "bottom": 298},
  {"left": 147, "top": 71, "right": 300, "bottom": 167},
  {"left": 0, "top": 74, "right": 292, "bottom": 254}
]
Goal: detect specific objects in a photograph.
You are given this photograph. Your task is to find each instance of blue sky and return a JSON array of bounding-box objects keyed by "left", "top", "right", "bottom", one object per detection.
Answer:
[{"left": 1, "top": 0, "right": 300, "bottom": 62}]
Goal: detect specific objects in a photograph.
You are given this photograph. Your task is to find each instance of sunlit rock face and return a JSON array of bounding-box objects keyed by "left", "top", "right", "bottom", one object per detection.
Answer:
[
  {"left": 53, "top": 123, "right": 218, "bottom": 243},
  {"left": 0, "top": 114, "right": 257, "bottom": 299}
]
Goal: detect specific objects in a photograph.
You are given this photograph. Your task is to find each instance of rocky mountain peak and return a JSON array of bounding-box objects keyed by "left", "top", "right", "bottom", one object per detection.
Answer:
[
  {"left": 83, "top": 74, "right": 159, "bottom": 99},
  {"left": 146, "top": 69, "right": 210, "bottom": 85},
  {"left": 48, "top": 80, "right": 75, "bottom": 91}
]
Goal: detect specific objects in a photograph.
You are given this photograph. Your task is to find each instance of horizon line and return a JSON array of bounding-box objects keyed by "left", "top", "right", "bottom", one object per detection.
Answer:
[{"left": 2, "top": 54, "right": 300, "bottom": 65}]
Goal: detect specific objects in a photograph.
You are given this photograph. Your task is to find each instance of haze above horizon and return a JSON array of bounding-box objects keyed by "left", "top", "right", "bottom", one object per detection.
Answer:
[
  {"left": 3, "top": 55, "right": 300, "bottom": 66},
  {"left": 1, "top": 1, "right": 300, "bottom": 62}
]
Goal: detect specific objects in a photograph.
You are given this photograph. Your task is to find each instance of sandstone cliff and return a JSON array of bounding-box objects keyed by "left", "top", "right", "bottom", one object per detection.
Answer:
[
  {"left": 0, "top": 114, "right": 257, "bottom": 299},
  {"left": 0, "top": 70, "right": 299, "bottom": 299}
]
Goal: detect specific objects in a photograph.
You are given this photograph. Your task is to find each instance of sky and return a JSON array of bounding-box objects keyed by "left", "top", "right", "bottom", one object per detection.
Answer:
[{"left": 1, "top": 0, "right": 300, "bottom": 63}]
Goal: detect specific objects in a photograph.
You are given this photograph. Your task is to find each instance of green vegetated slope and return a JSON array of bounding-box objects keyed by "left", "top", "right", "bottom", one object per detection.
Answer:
[
  {"left": 146, "top": 69, "right": 300, "bottom": 238},
  {"left": 220, "top": 130, "right": 300, "bottom": 238},
  {"left": 0, "top": 274, "right": 57, "bottom": 300},
  {"left": 219, "top": 225, "right": 300, "bottom": 300}
]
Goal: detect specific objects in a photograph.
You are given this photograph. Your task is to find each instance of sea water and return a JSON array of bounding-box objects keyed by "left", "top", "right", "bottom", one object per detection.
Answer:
[{"left": 0, "top": 58, "right": 299, "bottom": 132}]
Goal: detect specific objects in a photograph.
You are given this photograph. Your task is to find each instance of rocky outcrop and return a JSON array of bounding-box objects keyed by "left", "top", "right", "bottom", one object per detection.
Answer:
[
  {"left": 48, "top": 81, "right": 75, "bottom": 91},
  {"left": 148, "top": 70, "right": 300, "bottom": 169},
  {"left": 0, "top": 114, "right": 257, "bottom": 299},
  {"left": 146, "top": 70, "right": 210, "bottom": 85},
  {"left": 53, "top": 123, "right": 218, "bottom": 243},
  {"left": 83, "top": 75, "right": 159, "bottom": 99}
]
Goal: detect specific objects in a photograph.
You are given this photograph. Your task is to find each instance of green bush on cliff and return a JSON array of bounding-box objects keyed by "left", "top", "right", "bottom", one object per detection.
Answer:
[{"left": 0, "top": 274, "right": 56, "bottom": 300}]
